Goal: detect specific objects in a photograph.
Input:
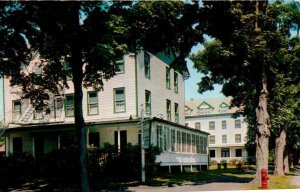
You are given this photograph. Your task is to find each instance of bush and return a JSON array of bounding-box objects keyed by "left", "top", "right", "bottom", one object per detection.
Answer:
[
  {"left": 0, "top": 153, "right": 35, "bottom": 186},
  {"left": 209, "top": 159, "right": 218, "bottom": 166},
  {"left": 229, "top": 159, "right": 239, "bottom": 166},
  {"left": 0, "top": 143, "right": 162, "bottom": 189}
]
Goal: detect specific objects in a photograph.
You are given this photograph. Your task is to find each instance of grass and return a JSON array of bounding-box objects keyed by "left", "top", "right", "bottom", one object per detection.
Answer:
[
  {"left": 146, "top": 166, "right": 254, "bottom": 186},
  {"left": 247, "top": 165, "right": 300, "bottom": 190}
]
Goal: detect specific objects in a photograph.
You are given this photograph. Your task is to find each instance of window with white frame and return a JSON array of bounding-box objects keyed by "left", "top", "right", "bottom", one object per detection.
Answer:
[
  {"left": 209, "top": 121, "right": 215, "bottom": 130},
  {"left": 157, "top": 125, "right": 163, "bottom": 151},
  {"left": 177, "top": 131, "right": 182, "bottom": 152},
  {"left": 145, "top": 90, "right": 151, "bottom": 115},
  {"left": 174, "top": 103, "right": 179, "bottom": 123},
  {"left": 65, "top": 94, "right": 74, "bottom": 117},
  {"left": 182, "top": 132, "right": 187, "bottom": 152},
  {"left": 195, "top": 122, "right": 201, "bottom": 130},
  {"left": 186, "top": 133, "right": 191, "bottom": 153},
  {"left": 221, "top": 148, "right": 230, "bottom": 157},
  {"left": 209, "top": 135, "right": 215, "bottom": 144},
  {"left": 222, "top": 120, "right": 226, "bottom": 129},
  {"left": 236, "top": 149, "right": 242, "bottom": 157},
  {"left": 114, "top": 88, "right": 125, "bottom": 113},
  {"left": 192, "top": 134, "right": 196, "bottom": 153},
  {"left": 222, "top": 135, "right": 227, "bottom": 143},
  {"left": 166, "top": 67, "right": 170, "bottom": 89},
  {"left": 235, "top": 134, "right": 241, "bottom": 143},
  {"left": 144, "top": 52, "right": 150, "bottom": 78},
  {"left": 13, "top": 100, "right": 21, "bottom": 113},
  {"left": 166, "top": 99, "right": 171, "bottom": 121},
  {"left": 12, "top": 100, "right": 21, "bottom": 121},
  {"left": 219, "top": 102, "right": 229, "bottom": 113},
  {"left": 196, "top": 135, "right": 200, "bottom": 153},
  {"left": 115, "top": 56, "right": 124, "bottom": 73},
  {"left": 88, "top": 92, "right": 98, "bottom": 115},
  {"left": 174, "top": 72, "right": 178, "bottom": 93},
  {"left": 235, "top": 119, "right": 241, "bottom": 128},
  {"left": 164, "top": 126, "right": 169, "bottom": 151},
  {"left": 171, "top": 129, "right": 176, "bottom": 152}
]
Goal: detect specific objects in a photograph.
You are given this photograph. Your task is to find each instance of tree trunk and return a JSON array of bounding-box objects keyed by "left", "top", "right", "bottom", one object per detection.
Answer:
[
  {"left": 70, "top": 4, "right": 89, "bottom": 192},
  {"left": 72, "top": 61, "right": 90, "bottom": 192},
  {"left": 73, "top": 75, "right": 89, "bottom": 192},
  {"left": 274, "top": 127, "right": 286, "bottom": 176},
  {"left": 254, "top": 72, "right": 270, "bottom": 183}
]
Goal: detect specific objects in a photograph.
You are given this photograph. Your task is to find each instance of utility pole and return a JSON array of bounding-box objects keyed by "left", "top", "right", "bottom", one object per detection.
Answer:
[{"left": 140, "top": 105, "right": 146, "bottom": 183}]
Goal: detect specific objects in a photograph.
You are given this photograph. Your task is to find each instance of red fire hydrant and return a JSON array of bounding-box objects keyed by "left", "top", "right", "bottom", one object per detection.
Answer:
[{"left": 261, "top": 168, "right": 269, "bottom": 189}]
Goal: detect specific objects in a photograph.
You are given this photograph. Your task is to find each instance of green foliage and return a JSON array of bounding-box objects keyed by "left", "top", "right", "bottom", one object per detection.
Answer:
[
  {"left": 190, "top": 1, "right": 300, "bottom": 171},
  {"left": 0, "top": 143, "right": 162, "bottom": 189}
]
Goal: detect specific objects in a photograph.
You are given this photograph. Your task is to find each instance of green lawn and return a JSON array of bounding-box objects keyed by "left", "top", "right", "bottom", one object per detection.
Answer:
[{"left": 146, "top": 166, "right": 254, "bottom": 186}]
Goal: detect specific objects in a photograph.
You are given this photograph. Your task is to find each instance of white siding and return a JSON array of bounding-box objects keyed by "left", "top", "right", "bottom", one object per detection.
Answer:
[
  {"left": 136, "top": 52, "right": 185, "bottom": 125},
  {"left": 4, "top": 54, "right": 137, "bottom": 124}
]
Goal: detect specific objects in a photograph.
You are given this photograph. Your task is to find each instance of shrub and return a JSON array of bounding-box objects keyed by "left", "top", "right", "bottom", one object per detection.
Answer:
[
  {"left": 229, "top": 159, "right": 239, "bottom": 166},
  {"left": 209, "top": 159, "right": 217, "bottom": 166}
]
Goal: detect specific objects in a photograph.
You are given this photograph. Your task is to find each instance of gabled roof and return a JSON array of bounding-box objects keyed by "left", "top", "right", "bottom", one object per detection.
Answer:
[
  {"left": 185, "top": 97, "right": 241, "bottom": 117},
  {"left": 197, "top": 101, "right": 214, "bottom": 109},
  {"left": 219, "top": 102, "right": 229, "bottom": 108}
]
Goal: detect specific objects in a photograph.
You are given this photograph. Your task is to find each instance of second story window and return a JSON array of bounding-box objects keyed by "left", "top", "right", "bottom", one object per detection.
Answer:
[
  {"left": 235, "top": 134, "right": 241, "bottom": 143},
  {"left": 209, "top": 121, "right": 215, "bottom": 130},
  {"left": 114, "top": 88, "right": 126, "bottom": 113},
  {"left": 174, "top": 103, "right": 179, "bottom": 123},
  {"left": 88, "top": 92, "right": 98, "bottom": 115},
  {"left": 144, "top": 52, "right": 150, "bottom": 78},
  {"left": 195, "top": 122, "right": 201, "bottom": 130},
  {"left": 222, "top": 135, "right": 227, "bottom": 143},
  {"left": 166, "top": 67, "right": 170, "bottom": 89},
  {"left": 63, "top": 60, "right": 72, "bottom": 81},
  {"left": 235, "top": 119, "right": 241, "bottom": 128},
  {"left": 13, "top": 100, "right": 21, "bottom": 113},
  {"left": 166, "top": 99, "right": 171, "bottom": 121},
  {"left": 65, "top": 94, "right": 74, "bottom": 117},
  {"left": 115, "top": 56, "right": 124, "bottom": 73},
  {"left": 145, "top": 90, "right": 151, "bottom": 115},
  {"left": 12, "top": 100, "right": 21, "bottom": 121},
  {"left": 174, "top": 72, "right": 178, "bottom": 93},
  {"left": 209, "top": 135, "right": 215, "bottom": 144},
  {"left": 222, "top": 120, "right": 226, "bottom": 129}
]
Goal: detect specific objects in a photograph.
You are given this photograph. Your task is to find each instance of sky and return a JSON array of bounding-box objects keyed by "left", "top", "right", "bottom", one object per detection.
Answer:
[{"left": 184, "top": 43, "right": 225, "bottom": 101}]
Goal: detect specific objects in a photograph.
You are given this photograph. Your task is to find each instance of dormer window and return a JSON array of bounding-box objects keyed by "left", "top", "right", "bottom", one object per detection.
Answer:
[
  {"left": 198, "top": 102, "right": 213, "bottom": 115},
  {"left": 219, "top": 102, "right": 229, "bottom": 113},
  {"left": 185, "top": 105, "right": 192, "bottom": 116}
]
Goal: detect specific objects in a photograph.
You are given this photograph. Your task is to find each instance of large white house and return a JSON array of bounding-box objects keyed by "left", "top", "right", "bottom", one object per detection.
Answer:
[
  {"left": 185, "top": 98, "right": 248, "bottom": 163},
  {"left": 3, "top": 51, "right": 209, "bottom": 171}
]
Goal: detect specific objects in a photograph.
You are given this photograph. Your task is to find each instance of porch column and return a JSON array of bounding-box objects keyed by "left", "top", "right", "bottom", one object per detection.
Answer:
[
  {"left": 117, "top": 130, "right": 121, "bottom": 152},
  {"left": 86, "top": 128, "right": 89, "bottom": 148},
  {"left": 57, "top": 135, "right": 61, "bottom": 149},
  {"left": 32, "top": 137, "right": 35, "bottom": 158},
  {"left": 5, "top": 136, "right": 9, "bottom": 156}
]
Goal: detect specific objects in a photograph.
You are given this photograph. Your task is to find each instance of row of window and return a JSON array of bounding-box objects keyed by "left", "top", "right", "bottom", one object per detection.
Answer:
[
  {"left": 144, "top": 52, "right": 179, "bottom": 93},
  {"left": 13, "top": 89, "right": 180, "bottom": 122},
  {"left": 209, "top": 134, "right": 242, "bottom": 144},
  {"left": 12, "top": 88, "right": 126, "bottom": 118},
  {"left": 209, "top": 148, "right": 243, "bottom": 158},
  {"left": 157, "top": 125, "right": 208, "bottom": 154},
  {"left": 186, "top": 119, "right": 242, "bottom": 130}
]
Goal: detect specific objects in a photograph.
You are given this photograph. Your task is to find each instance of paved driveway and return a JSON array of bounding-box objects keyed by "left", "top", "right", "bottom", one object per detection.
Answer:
[
  {"left": 127, "top": 182, "right": 247, "bottom": 192},
  {"left": 290, "top": 167, "right": 300, "bottom": 188}
]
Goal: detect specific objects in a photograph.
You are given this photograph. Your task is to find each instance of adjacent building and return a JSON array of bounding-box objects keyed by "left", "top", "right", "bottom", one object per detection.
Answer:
[
  {"left": 185, "top": 98, "right": 248, "bottom": 163},
  {"left": 3, "top": 51, "right": 209, "bottom": 171}
]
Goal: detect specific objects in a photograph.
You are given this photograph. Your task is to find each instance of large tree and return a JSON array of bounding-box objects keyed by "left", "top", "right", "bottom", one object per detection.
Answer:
[
  {"left": 1, "top": 1, "right": 203, "bottom": 191},
  {"left": 190, "top": 1, "right": 299, "bottom": 182}
]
